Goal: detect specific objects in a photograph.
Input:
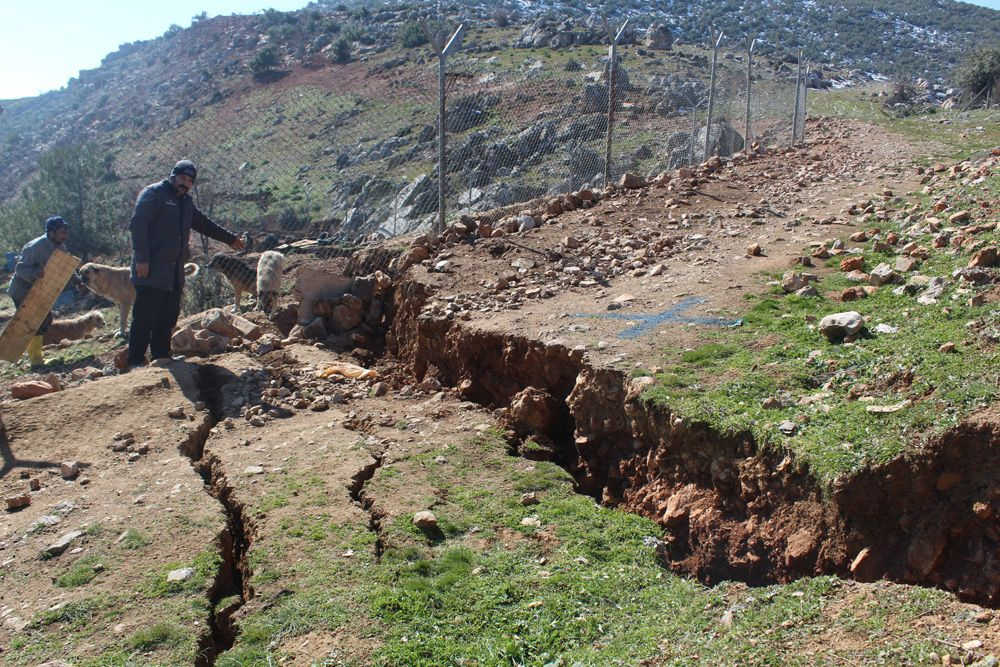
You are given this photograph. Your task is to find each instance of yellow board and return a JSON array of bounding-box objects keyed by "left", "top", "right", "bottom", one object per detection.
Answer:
[{"left": 0, "top": 249, "right": 81, "bottom": 362}]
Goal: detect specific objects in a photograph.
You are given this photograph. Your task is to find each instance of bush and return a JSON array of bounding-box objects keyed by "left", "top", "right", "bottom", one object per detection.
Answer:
[
  {"left": 249, "top": 45, "right": 280, "bottom": 75},
  {"left": 955, "top": 44, "right": 1000, "bottom": 99},
  {"left": 397, "top": 20, "right": 428, "bottom": 48},
  {"left": 332, "top": 37, "right": 352, "bottom": 64}
]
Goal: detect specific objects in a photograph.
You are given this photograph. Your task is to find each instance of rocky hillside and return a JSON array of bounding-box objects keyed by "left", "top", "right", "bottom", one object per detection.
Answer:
[{"left": 0, "top": 0, "right": 995, "bottom": 246}]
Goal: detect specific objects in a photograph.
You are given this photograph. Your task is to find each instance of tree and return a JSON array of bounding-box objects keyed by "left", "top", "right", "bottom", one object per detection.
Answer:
[
  {"left": 955, "top": 44, "right": 1000, "bottom": 102},
  {"left": 0, "top": 143, "right": 132, "bottom": 262}
]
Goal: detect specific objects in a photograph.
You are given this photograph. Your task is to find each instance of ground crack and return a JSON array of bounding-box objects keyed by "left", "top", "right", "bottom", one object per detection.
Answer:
[
  {"left": 178, "top": 363, "right": 258, "bottom": 666},
  {"left": 348, "top": 447, "right": 387, "bottom": 561}
]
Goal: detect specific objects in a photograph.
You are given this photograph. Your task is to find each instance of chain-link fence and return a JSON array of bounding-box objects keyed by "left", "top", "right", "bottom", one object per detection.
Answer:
[
  {"left": 114, "top": 29, "right": 803, "bottom": 247},
  {"left": 0, "top": 23, "right": 806, "bottom": 323}
]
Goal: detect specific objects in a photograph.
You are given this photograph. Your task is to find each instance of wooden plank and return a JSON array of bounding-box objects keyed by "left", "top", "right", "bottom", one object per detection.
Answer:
[{"left": 0, "top": 249, "right": 81, "bottom": 362}]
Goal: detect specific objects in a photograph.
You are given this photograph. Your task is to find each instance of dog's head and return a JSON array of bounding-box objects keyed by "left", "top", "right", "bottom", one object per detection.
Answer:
[
  {"left": 78, "top": 263, "right": 99, "bottom": 286},
  {"left": 86, "top": 310, "right": 106, "bottom": 327}
]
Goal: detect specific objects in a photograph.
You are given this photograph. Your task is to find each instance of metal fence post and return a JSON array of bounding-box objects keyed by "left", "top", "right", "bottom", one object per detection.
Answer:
[
  {"left": 792, "top": 49, "right": 803, "bottom": 146},
  {"left": 604, "top": 19, "right": 629, "bottom": 188},
  {"left": 800, "top": 65, "right": 809, "bottom": 143},
  {"left": 422, "top": 21, "right": 465, "bottom": 237},
  {"left": 704, "top": 29, "right": 723, "bottom": 162},
  {"left": 744, "top": 38, "right": 756, "bottom": 150}
]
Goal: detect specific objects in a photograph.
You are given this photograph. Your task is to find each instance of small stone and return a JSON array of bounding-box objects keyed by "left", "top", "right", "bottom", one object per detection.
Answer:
[
  {"left": 127, "top": 452, "right": 141, "bottom": 462},
  {"left": 895, "top": 256, "right": 919, "bottom": 272},
  {"left": 520, "top": 515, "right": 542, "bottom": 527},
  {"left": 371, "top": 382, "right": 389, "bottom": 397},
  {"left": 520, "top": 492, "right": 540, "bottom": 506},
  {"left": 167, "top": 406, "right": 185, "bottom": 419},
  {"left": 974, "top": 609, "right": 994, "bottom": 623},
  {"left": 166, "top": 567, "right": 195, "bottom": 583},
  {"left": 778, "top": 420, "right": 798, "bottom": 435},
  {"left": 869, "top": 263, "right": 896, "bottom": 286},
  {"left": 42, "top": 530, "right": 84, "bottom": 558},
  {"left": 796, "top": 285, "right": 819, "bottom": 297},
  {"left": 969, "top": 247, "right": 997, "bottom": 268},
  {"left": 309, "top": 397, "right": 329, "bottom": 412},
  {"left": 5, "top": 494, "right": 30, "bottom": 511},
  {"left": 28, "top": 478, "right": 41, "bottom": 491},
  {"left": 746, "top": 243, "right": 763, "bottom": 256},
  {"left": 818, "top": 312, "right": 865, "bottom": 342},
  {"left": 413, "top": 510, "right": 438, "bottom": 529},
  {"left": 244, "top": 466, "right": 265, "bottom": 475},
  {"left": 840, "top": 256, "right": 864, "bottom": 272},
  {"left": 60, "top": 462, "right": 80, "bottom": 480},
  {"left": 938, "top": 342, "right": 957, "bottom": 353},
  {"left": 949, "top": 210, "right": 970, "bottom": 224}
]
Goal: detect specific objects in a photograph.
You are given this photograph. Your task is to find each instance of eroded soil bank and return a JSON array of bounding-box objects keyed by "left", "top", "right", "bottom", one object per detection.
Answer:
[{"left": 388, "top": 277, "right": 1000, "bottom": 607}]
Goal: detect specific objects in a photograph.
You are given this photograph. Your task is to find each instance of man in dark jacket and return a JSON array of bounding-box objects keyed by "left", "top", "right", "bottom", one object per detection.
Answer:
[
  {"left": 7, "top": 215, "right": 71, "bottom": 366},
  {"left": 126, "top": 160, "right": 245, "bottom": 368}
]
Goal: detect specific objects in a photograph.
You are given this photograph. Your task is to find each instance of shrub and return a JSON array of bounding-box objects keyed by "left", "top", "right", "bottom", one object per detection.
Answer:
[
  {"left": 332, "top": 37, "right": 352, "bottom": 64},
  {"left": 955, "top": 44, "right": 1000, "bottom": 100},
  {"left": 249, "top": 45, "right": 280, "bottom": 75},
  {"left": 397, "top": 20, "right": 428, "bottom": 48}
]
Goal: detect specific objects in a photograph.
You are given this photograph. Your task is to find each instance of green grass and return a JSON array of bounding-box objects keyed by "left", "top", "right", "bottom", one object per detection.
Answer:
[
  {"left": 55, "top": 554, "right": 106, "bottom": 588},
  {"left": 809, "top": 87, "right": 1000, "bottom": 160},
  {"left": 643, "top": 187, "right": 1000, "bottom": 478},
  {"left": 118, "top": 529, "right": 152, "bottom": 550},
  {"left": 126, "top": 620, "right": 189, "bottom": 652}
]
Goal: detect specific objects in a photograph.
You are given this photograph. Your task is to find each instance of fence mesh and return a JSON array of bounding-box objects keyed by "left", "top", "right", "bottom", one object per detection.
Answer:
[{"left": 1, "top": 27, "right": 803, "bottom": 320}]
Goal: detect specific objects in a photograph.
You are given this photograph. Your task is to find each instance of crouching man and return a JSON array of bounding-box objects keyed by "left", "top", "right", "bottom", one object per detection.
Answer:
[
  {"left": 7, "top": 216, "right": 71, "bottom": 366},
  {"left": 126, "top": 160, "right": 245, "bottom": 369}
]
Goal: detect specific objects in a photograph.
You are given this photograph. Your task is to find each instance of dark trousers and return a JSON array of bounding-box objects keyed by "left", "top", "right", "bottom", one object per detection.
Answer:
[
  {"left": 11, "top": 296, "right": 53, "bottom": 336},
  {"left": 127, "top": 285, "right": 182, "bottom": 365}
]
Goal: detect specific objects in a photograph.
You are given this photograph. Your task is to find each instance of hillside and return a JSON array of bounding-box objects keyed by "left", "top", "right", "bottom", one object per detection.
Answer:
[{"left": 0, "top": 0, "right": 996, "bottom": 252}]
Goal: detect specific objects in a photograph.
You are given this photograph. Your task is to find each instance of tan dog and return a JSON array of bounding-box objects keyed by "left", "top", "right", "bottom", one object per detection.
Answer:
[
  {"left": 79, "top": 262, "right": 199, "bottom": 336},
  {"left": 43, "top": 310, "right": 105, "bottom": 345},
  {"left": 208, "top": 254, "right": 257, "bottom": 311}
]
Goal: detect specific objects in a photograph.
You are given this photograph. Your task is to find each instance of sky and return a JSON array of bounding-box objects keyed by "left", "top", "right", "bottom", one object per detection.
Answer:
[
  {"left": 1, "top": 0, "right": 999, "bottom": 99},
  {"left": 0, "top": 0, "right": 312, "bottom": 100}
]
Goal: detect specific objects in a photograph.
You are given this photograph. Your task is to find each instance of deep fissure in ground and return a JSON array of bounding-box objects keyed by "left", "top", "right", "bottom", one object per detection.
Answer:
[
  {"left": 178, "top": 363, "right": 257, "bottom": 666},
  {"left": 383, "top": 278, "right": 1000, "bottom": 608}
]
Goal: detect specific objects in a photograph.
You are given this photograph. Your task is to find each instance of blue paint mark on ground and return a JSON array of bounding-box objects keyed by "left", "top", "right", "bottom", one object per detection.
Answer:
[{"left": 576, "top": 296, "right": 742, "bottom": 339}]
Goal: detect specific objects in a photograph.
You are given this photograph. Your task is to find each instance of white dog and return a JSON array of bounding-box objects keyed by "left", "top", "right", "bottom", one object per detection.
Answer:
[
  {"left": 79, "top": 262, "right": 199, "bottom": 336},
  {"left": 256, "top": 251, "right": 284, "bottom": 314}
]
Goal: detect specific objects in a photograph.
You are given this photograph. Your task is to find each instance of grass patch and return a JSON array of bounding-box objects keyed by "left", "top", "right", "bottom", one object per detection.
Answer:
[
  {"left": 118, "top": 529, "right": 152, "bottom": 550},
  {"left": 126, "top": 620, "right": 189, "bottom": 652},
  {"left": 644, "top": 217, "right": 999, "bottom": 478},
  {"left": 55, "top": 554, "right": 106, "bottom": 588}
]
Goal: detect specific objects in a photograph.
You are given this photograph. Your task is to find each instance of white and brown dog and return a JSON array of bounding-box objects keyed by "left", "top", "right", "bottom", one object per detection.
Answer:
[{"left": 79, "top": 262, "right": 199, "bottom": 336}]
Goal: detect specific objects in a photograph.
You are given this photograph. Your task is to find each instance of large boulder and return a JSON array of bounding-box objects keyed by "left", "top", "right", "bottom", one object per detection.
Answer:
[
  {"left": 645, "top": 24, "right": 673, "bottom": 50},
  {"left": 696, "top": 121, "right": 745, "bottom": 158}
]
